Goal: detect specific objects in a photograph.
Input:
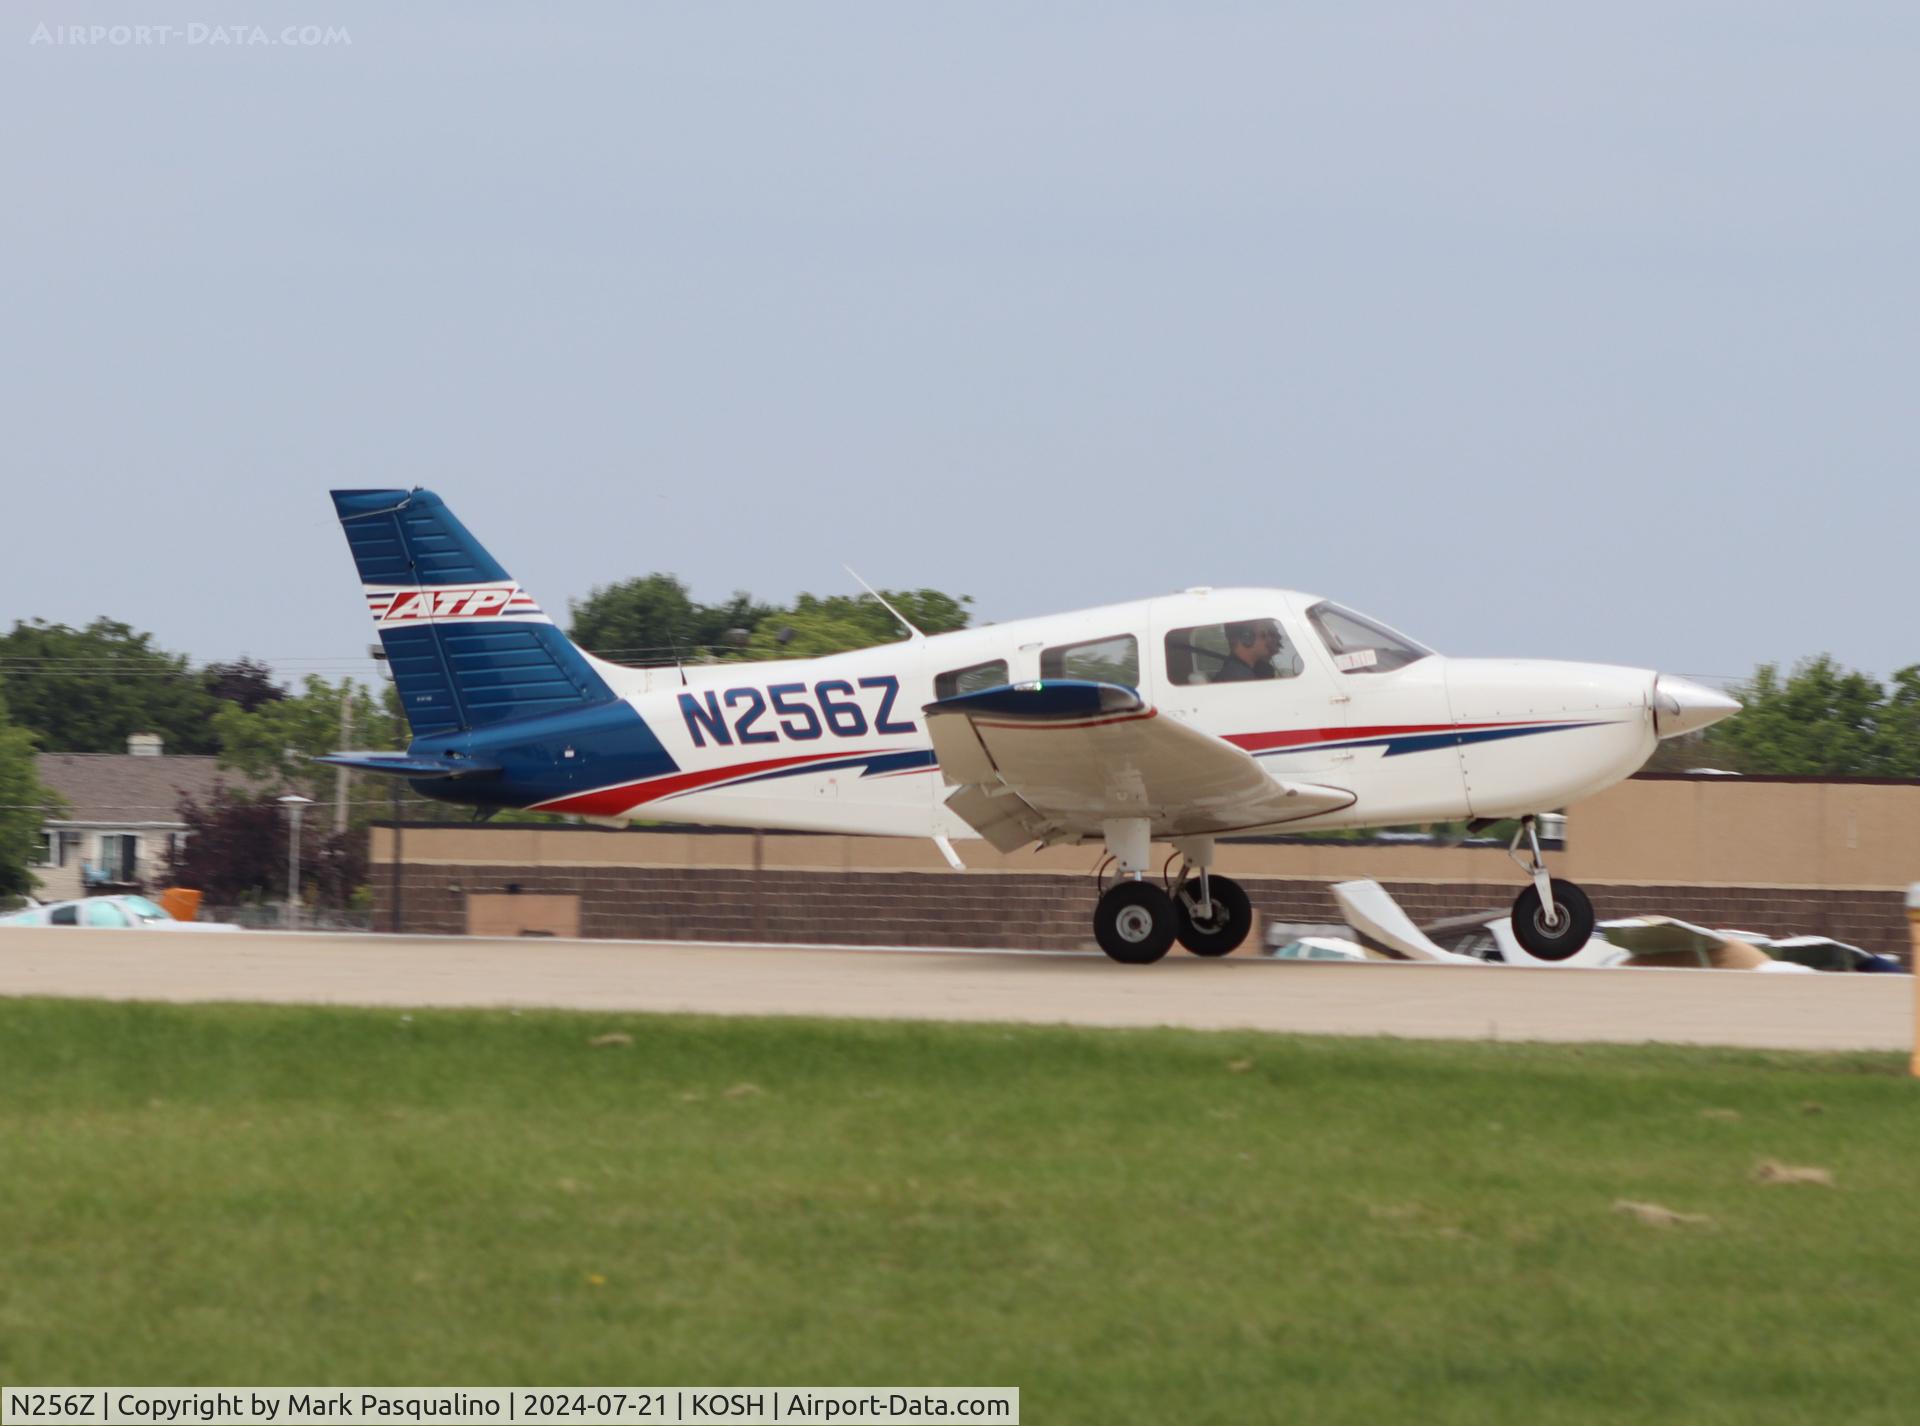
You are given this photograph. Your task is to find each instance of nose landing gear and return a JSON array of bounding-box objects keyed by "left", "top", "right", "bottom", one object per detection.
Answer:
[{"left": 1507, "top": 814, "right": 1594, "bottom": 960}]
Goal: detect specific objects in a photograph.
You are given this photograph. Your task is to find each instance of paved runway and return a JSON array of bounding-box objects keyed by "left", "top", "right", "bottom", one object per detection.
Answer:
[{"left": 0, "top": 927, "right": 1909, "bottom": 1051}]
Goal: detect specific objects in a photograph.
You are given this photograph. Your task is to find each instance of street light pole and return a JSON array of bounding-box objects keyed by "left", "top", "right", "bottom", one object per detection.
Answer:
[
  {"left": 278, "top": 794, "right": 314, "bottom": 930},
  {"left": 367, "top": 641, "right": 403, "bottom": 935}
]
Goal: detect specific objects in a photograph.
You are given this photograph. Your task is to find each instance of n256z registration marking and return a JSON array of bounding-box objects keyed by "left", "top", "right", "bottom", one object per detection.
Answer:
[
  {"left": 678, "top": 675, "right": 915, "bottom": 748},
  {"left": 6, "top": 1396, "right": 98, "bottom": 1419}
]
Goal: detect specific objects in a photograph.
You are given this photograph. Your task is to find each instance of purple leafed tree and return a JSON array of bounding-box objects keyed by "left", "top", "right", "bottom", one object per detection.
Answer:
[{"left": 165, "top": 787, "right": 367, "bottom": 907}]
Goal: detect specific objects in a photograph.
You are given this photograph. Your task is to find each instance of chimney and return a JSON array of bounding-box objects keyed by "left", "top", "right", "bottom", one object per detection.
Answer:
[{"left": 128, "top": 733, "right": 164, "bottom": 757}]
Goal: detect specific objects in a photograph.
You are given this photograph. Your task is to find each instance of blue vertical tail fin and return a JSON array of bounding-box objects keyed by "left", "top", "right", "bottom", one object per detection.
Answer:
[{"left": 330, "top": 489, "right": 615, "bottom": 739}]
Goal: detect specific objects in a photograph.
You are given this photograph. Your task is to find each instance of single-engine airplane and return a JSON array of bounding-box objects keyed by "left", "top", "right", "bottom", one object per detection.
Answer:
[{"left": 320, "top": 489, "right": 1739, "bottom": 963}]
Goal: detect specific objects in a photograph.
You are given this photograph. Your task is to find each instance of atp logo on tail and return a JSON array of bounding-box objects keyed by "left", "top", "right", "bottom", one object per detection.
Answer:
[{"left": 366, "top": 581, "right": 546, "bottom": 625}]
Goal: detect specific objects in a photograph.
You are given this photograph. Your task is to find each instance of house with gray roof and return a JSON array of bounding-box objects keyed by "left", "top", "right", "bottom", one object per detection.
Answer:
[{"left": 30, "top": 735, "right": 271, "bottom": 899}]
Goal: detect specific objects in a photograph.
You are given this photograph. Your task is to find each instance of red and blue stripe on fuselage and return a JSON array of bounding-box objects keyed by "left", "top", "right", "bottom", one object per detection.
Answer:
[{"left": 498, "top": 710, "right": 1613, "bottom": 820}]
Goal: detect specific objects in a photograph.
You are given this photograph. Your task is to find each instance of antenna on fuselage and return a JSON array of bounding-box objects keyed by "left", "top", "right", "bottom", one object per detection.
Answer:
[{"left": 844, "top": 564, "right": 926, "bottom": 644}]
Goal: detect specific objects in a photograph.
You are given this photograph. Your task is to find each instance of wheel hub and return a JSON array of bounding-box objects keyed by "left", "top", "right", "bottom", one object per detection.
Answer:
[
  {"left": 1183, "top": 897, "right": 1228, "bottom": 933},
  {"left": 1115, "top": 906, "right": 1156, "bottom": 942}
]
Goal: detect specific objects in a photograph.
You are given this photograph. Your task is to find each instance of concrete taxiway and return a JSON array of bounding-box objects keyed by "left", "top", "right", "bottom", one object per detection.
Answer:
[{"left": 0, "top": 926, "right": 1909, "bottom": 1051}]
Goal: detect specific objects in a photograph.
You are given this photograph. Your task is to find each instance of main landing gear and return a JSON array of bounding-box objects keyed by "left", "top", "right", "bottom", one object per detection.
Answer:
[
  {"left": 1506, "top": 814, "right": 1594, "bottom": 961},
  {"left": 1091, "top": 824, "right": 1254, "bottom": 964}
]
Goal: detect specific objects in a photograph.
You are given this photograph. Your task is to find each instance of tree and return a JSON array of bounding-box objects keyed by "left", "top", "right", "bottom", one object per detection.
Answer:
[
  {"left": 0, "top": 678, "right": 60, "bottom": 901},
  {"left": 0, "top": 618, "right": 222, "bottom": 754},
  {"left": 570, "top": 573, "right": 971, "bottom": 666},
  {"left": 212, "top": 675, "right": 401, "bottom": 811},
  {"left": 745, "top": 589, "right": 972, "bottom": 659},
  {"left": 201, "top": 658, "right": 287, "bottom": 712},
  {"left": 1699, "top": 657, "right": 1889, "bottom": 775},
  {"left": 701, "top": 591, "right": 778, "bottom": 651},
  {"left": 569, "top": 575, "right": 774, "bottom": 664},
  {"left": 164, "top": 787, "right": 366, "bottom": 908},
  {"left": 192, "top": 677, "right": 401, "bottom": 908},
  {"left": 1877, "top": 665, "right": 1920, "bottom": 778}
]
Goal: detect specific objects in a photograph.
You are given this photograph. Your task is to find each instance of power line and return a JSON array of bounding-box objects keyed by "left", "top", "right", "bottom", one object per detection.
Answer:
[{"left": 1, "top": 794, "right": 448, "bottom": 812}]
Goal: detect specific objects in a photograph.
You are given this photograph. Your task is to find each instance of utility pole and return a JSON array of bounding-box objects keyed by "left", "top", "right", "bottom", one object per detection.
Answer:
[
  {"left": 368, "top": 643, "right": 404, "bottom": 936},
  {"left": 335, "top": 684, "right": 353, "bottom": 836},
  {"left": 391, "top": 778, "right": 404, "bottom": 935},
  {"left": 278, "top": 794, "right": 313, "bottom": 930}
]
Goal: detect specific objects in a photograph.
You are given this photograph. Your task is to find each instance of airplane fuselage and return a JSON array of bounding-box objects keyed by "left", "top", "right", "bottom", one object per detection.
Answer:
[{"left": 406, "top": 586, "right": 1664, "bottom": 844}]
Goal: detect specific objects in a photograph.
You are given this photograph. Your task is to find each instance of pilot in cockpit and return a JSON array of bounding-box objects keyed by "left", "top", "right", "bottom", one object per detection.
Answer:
[{"left": 1214, "top": 619, "right": 1283, "bottom": 681}]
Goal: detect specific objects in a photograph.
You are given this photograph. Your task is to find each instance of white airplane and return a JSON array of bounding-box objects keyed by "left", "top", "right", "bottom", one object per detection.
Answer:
[{"left": 320, "top": 490, "right": 1740, "bottom": 963}]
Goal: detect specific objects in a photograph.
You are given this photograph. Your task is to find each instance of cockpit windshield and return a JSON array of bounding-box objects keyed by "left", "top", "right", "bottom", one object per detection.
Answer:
[{"left": 1305, "top": 601, "right": 1433, "bottom": 675}]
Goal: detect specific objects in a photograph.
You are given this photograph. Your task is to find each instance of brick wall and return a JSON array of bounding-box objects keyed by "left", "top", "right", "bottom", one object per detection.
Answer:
[{"left": 372, "top": 864, "right": 1913, "bottom": 960}]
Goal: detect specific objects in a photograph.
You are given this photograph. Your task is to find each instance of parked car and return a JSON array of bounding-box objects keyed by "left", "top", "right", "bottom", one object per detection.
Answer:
[
  {"left": 0, "top": 894, "right": 235, "bottom": 931},
  {"left": 1267, "top": 935, "right": 1372, "bottom": 963}
]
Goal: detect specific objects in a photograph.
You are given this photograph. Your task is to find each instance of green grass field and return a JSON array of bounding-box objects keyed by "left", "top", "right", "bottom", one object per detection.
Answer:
[{"left": 2, "top": 999, "right": 1916, "bottom": 1423}]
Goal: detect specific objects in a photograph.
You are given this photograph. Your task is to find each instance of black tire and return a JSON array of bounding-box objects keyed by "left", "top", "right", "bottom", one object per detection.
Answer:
[
  {"left": 1173, "top": 875, "right": 1253, "bottom": 957},
  {"left": 1510, "top": 880, "right": 1595, "bottom": 961},
  {"left": 1094, "top": 881, "right": 1178, "bottom": 964}
]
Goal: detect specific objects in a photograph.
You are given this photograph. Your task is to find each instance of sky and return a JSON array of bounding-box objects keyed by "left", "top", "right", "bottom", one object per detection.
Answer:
[{"left": 3, "top": 3, "right": 1917, "bottom": 692}]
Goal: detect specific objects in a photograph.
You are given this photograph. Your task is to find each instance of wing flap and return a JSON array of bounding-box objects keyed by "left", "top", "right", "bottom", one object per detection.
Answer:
[{"left": 943, "top": 784, "right": 1050, "bottom": 854}]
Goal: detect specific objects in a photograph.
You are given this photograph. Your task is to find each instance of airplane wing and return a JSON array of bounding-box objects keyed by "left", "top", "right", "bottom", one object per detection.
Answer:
[
  {"left": 1327, "top": 880, "right": 1486, "bottom": 964},
  {"left": 922, "top": 681, "right": 1354, "bottom": 851}
]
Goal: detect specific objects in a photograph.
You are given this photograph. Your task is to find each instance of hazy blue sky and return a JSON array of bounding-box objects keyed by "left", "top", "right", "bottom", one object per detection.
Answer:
[{"left": 4, "top": 3, "right": 1916, "bottom": 690}]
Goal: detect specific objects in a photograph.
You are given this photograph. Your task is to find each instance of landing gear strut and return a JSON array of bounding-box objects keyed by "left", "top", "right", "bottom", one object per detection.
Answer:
[
  {"left": 1507, "top": 815, "right": 1594, "bottom": 961},
  {"left": 1091, "top": 819, "right": 1177, "bottom": 963}
]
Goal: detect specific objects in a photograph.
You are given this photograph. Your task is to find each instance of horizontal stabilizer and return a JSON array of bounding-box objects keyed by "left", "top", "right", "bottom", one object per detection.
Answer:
[{"left": 313, "top": 751, "right": 501, "bottom": 780}]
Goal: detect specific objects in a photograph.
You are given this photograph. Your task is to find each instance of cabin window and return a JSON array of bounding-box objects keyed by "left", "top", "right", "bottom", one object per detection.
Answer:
[
  {"left": 934, "top": 660, "right": 1009, "bottom": 700},
  {"left": 1306, "top": 601, "right": 1433, "bottom": 675},
  {"left": 50, "top": 904, "right": 78, "bottom": 926},
  {"left": 1165, "top": 619, "right": 1304, "bottom": 686},
  {"left": 1039, "top": 634, "right": 1139, "bottom": 688}
]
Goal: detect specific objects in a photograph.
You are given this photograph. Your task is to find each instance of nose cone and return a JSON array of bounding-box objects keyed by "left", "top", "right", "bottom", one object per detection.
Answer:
[{"left": 1654, "top": 675, "right": 1741, "bottom": 739}]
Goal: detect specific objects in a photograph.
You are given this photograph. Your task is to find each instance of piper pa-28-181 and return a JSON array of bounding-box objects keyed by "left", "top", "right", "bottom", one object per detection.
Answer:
[{"left": 320, "top": 489, "right": 1739, "bottom": 963}]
